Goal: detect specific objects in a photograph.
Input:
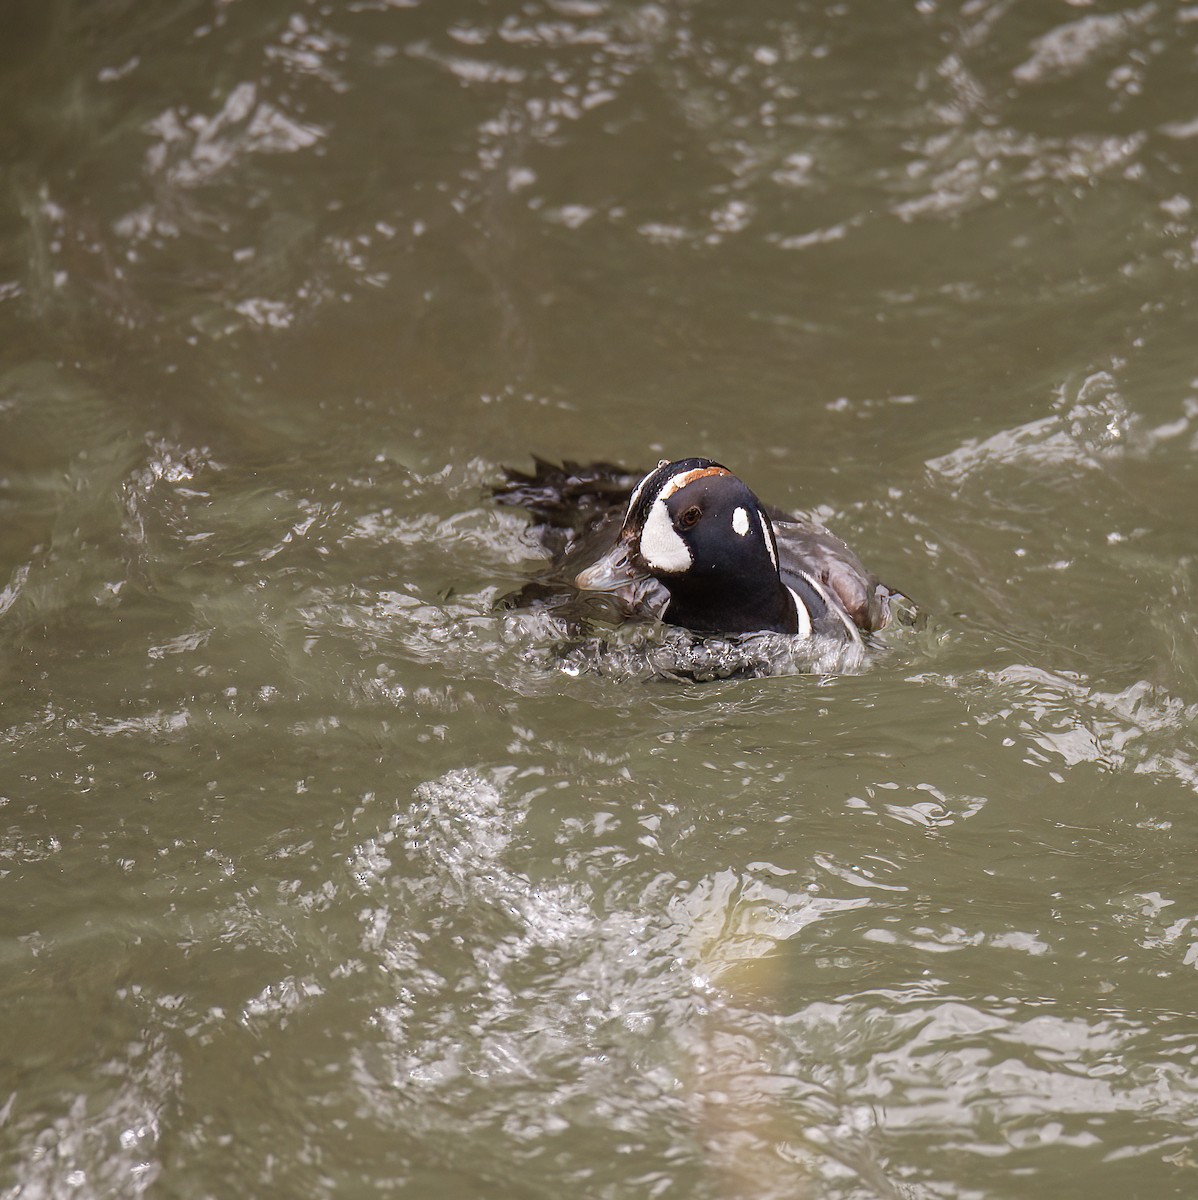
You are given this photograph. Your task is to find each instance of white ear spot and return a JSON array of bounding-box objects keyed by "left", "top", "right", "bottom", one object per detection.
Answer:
[
  {"left": 640, "top": 497, "right": 692, "bottom": 572},
  {"left": 732, "top": 506, "right": 750, "bottom": 536}
]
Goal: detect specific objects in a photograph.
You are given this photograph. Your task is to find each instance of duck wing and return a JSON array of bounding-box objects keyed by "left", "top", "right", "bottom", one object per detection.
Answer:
[
  {"left": 492, "top": 457, "right": 642, "bottom": 531},
  {"left": 772, "top": 514, "right": 896, "bottom": 633}
]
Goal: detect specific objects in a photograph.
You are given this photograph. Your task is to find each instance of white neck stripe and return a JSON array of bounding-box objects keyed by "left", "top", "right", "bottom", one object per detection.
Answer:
[{"left": 785, "top": 586, "right": 813, "bottom": 639}]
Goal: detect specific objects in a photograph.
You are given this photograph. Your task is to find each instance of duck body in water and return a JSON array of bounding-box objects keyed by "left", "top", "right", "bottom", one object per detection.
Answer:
[{"left": 494, "top": 457, "right": 903, "bottom": 648}]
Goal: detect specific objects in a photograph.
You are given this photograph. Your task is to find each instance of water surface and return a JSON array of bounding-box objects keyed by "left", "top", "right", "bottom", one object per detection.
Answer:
[{"left": 3, "top": 2, "right": 1198, "bottom": 1197}]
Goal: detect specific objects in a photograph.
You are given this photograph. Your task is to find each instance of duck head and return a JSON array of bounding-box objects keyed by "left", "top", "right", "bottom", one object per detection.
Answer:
[{"left": 575, "top": 458, "right": 798, "bottom": 636}]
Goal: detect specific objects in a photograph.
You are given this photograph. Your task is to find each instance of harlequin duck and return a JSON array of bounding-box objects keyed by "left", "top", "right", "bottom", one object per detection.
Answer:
[{"left": 495, "top": 457, "right": 901, "bottom": 643}]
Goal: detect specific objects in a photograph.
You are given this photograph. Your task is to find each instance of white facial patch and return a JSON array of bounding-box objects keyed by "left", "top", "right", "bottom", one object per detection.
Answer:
[
  {"left": 640, "top": 497, "right": 692, "bottom": 572},
  {"left": 732, "top": 506, "right": 750, "bottom": 536}
]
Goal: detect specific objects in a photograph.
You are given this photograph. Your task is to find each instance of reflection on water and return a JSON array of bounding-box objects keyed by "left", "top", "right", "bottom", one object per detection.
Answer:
[{"left": 4, "top": 1, "right": 1198, "bottom": 1198}]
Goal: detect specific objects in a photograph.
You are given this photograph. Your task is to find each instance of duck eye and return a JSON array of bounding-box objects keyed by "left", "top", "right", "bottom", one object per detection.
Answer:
[{"left": 678, "top": 505, "right": 702, "bottom": 529}]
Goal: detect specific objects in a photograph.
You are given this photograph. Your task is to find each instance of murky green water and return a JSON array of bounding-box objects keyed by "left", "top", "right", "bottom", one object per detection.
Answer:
[{"left": 3, "top": 1, "right": 1198, "bottom": 1197}]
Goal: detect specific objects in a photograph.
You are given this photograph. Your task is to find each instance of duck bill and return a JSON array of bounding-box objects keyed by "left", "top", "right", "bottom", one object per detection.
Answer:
[
  {"left": 575, "top": 542, "right": 668, "bottom": 616},
  {"left": 573, "top": 542, "right": 672, "bottom": 619},
  {"left": 575, "top": 541, "right": 639, "bottom": 592}
]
